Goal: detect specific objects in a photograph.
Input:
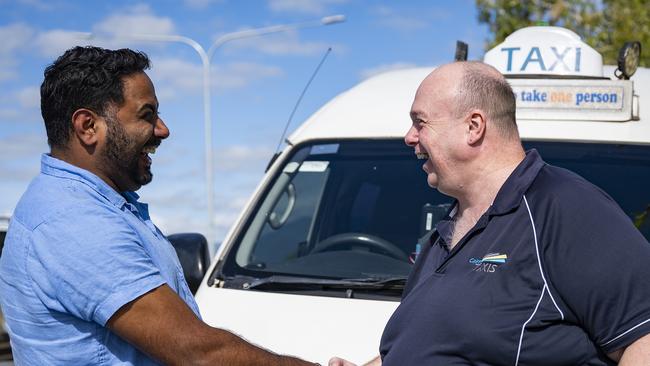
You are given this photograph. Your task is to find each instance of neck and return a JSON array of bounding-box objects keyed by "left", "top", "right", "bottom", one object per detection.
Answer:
[
  {"left": 51, "top": 146, "right": 121, "bottom": 192},
  {"left": 447, "top": 152, "right": 524, "bottom": 250},
  {"left": 455, "top": 146, "right": 525, "bottom": 217}
]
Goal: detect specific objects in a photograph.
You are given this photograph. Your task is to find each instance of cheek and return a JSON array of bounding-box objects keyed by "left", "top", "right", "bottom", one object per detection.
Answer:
[
  {"left": 419, "top": 128, "right": 437, "bottom": 149},
  {"left": 129, "top": 128, "right": 151, "bottom": 149}
]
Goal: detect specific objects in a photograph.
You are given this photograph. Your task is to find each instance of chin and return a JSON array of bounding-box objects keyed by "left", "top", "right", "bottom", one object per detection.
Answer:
[
  {"left": 426, "top": 173, "right": 439, "bottom": 189},
  {"left": 126, "top": 171, "right": 153, "bottom": 191},
  {"left": 137, "top": 174, "right": 153, "bottom": 187}
]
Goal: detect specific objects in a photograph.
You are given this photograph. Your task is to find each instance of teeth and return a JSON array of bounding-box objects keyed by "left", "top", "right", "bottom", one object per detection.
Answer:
[
  {"left": 142, "top": 146, "right": 157, "bottom": 154},
  {"left": 416, "top": 152, "right": 429, "bottom": 160}
]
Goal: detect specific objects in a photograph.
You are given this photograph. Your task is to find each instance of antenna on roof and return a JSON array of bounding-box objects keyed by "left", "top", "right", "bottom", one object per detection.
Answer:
[
  {"left": 267, "top": 47, "right": 332, "bottom": 171},
  {"left": 455, "top": 41, "right": 468, "bottom": 61}
]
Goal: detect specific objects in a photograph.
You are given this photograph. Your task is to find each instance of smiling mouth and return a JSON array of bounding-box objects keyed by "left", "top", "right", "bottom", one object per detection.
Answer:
[
  {"left": 416, "top": 152, "right": 429, "bottom": 160},
  {"left": 140, "top": 145, "right": 159, "bottom": 166}
]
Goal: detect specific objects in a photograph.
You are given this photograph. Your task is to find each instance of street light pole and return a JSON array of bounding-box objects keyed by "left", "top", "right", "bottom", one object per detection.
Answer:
[{"left": 89, "top": 15, "right": 345, "bottom": 250}]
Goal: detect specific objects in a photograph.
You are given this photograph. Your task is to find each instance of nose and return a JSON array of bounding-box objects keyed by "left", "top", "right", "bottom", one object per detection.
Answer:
[
  {"left": 404, "top": 125, "right": 418, "bottom": 147},
  {"left": 154, "top": 117, "right": 170, "bottom": 139}
]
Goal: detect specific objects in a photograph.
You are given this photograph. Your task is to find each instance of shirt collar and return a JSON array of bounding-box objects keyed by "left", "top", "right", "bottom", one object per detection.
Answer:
[
  {"left": 40, "top": 153, "right": 135, "bottom": 208},
  {"left": 489, "top": 148, "right": 545, "bottom": 216},
  {"left": 423, "top": 149, "right": 545, "bottom": 247}
]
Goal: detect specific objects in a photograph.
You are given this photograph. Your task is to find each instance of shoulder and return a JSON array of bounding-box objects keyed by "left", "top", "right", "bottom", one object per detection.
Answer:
[
  {"left": 11, "top": 175, "right": 139, "bottom": 262},
  {"left": 527, "top": 163, "right": 616, "bottom": 212},
  {"left": 24, "top": 198, "right": 146, "bottom": 279},
  {"left": 13, "top": 173, "right": 122, "bottom": 232},
  {"left": 525, "top": 163, "right": 642, "bottom": 243}
]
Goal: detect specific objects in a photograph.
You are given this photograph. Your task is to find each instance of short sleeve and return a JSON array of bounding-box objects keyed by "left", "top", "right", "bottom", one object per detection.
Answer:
[
  {"left": 26, "top": 205, "right": 166, "bottom": 326},
  {"left": 537, "top": 176, "right": 650, "bottom": 353}
]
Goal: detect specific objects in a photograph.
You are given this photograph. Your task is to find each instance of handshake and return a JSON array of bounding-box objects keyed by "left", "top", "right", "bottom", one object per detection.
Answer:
[{"left": 328, "top": 356, "right": 381, "bottom": 366}]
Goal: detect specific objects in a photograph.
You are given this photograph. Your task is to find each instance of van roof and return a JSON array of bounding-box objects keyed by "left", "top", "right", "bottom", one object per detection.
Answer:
[{"left": 288, "top": 66, "right": 650, "bottom": 145}]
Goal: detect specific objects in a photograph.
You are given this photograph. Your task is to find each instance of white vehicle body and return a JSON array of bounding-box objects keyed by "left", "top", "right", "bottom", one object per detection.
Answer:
[
  {"left": 0, "top": 216, "right": 8, "bottom": 233},
  {"left": 195, "top": 27, "right": 649, "bottom": 364}
]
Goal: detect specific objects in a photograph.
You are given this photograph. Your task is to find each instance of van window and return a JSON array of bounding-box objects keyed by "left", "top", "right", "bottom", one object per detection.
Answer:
[
  {"left": 525, "top": 141, "right": 650, "bottom": 239},
  {"left": 221, "top": 139, "right": 650, "bottom": 282}
]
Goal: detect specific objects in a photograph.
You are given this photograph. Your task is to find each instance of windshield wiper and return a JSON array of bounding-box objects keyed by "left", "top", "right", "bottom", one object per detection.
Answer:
[{"left": 226, "top": 274, "right": 407, "bottom": 292}]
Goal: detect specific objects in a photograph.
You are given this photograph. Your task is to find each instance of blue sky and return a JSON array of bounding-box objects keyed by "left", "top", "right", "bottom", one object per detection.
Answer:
[{"left": 0, "top": 0, "right": 489, "bottom": 245}]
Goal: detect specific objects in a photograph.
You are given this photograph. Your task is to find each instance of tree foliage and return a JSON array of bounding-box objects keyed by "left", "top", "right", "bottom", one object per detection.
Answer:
[{"left": 476, "top": 0, "right": 649, "bottom": 67}]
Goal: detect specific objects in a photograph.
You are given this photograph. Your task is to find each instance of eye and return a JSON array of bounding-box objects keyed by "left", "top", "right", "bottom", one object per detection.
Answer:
[{"left": 141, "top": 110, "right": 158, "bottom": 123}]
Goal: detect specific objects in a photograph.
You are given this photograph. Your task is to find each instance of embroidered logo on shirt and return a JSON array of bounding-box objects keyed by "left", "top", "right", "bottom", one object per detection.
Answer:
[{"left": 469, "top": 253, "right": 507, "bottom": 273}]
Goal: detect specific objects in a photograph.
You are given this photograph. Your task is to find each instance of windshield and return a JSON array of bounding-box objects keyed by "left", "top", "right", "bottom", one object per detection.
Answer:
[{"left": 220, "top": 139, "right": 650, "bottom": 287}]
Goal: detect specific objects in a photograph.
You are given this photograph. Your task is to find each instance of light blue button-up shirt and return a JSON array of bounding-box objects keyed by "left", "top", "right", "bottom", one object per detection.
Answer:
[{"left": 0, "top": 154, "right": 200, "bottom": 365}]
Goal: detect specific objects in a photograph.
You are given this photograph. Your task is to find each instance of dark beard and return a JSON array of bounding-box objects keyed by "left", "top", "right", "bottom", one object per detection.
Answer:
[{"left": 101, "top": 113, "right": 153, "bottom": 190}]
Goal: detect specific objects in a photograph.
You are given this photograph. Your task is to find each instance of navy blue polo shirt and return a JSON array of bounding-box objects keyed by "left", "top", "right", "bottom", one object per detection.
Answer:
[{"left": 380, "top": 149, "right": 650, "bottom": 365}]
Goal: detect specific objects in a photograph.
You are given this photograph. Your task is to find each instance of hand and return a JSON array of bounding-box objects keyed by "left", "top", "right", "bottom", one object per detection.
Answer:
[{"left": 328, "top": 357, "right": 357, "bottom": 366}]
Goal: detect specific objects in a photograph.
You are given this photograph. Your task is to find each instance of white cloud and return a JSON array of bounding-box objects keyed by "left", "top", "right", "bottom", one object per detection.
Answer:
[
  {"left": 29, "top": 5, "right": 175, "bottom": 53},
  {"left": 0, "top": 133, "right": 47, "bottom": 157},
  {"left": 148, "top": 57, "right": 283, "bottom": 98},
  {"left": 184, "top": 0, "right": 223, "bottom": 9},
  {"left": 214, "top": 145, "right": 275, "bottom": 171},
  {"left": 359, "top": 62, "right": 417, "bottom": 80},
  {"left": 0, "top": 108, "right": 21, "bottom": 120},
  {"left": 223, "top": 30, "right": 334, "bottom": 56},
  {"left": 0, "top": 23, "right": 34, "bottom": 55},
  {"left": 0, "top": 162, "right": 45, "bottom": 182},
  {"left": 372, "top": 6, "right": 429, "bottom": 32},
  {"left": 0, "top": 23, "right": 34, "bottom": 82},
  {"left": 380, "top": 16, "right": 428, "bottom": 32},
  {"left": 268, "top": 0, "right": 348, "bottom": 15},
  {"left": 3, "top": 6, "right": 177, "bottom": 69},
  {"left": 372, "top": 5, "right": 452, "bottom": 33},
  {"left": 0, "top": 133, "right": 48, "bottom": 183},
  {"left": 16, "top": 86, "right": 41, "bottom": 109},
  {"left": 16, "top": 0, "right": 54, "bottom": 10},
  {"left": 142, "top": 172, "right": 262, "bottom": 242},
  {"left": 33, "top": 29, "right": 92, "bottom": 58},
  {"left": 93, "top": 4, "right": 176, "bottom": 38},
  {"left": 0, "top": 58, "right": 19, "bottom": 83},
  {"left": 0, "top": 86, "right": 42, "bottom": 124},
  {"left": 150, "top": 58, "right": 204, "bottom": 91},
  {"left": 213, "top": 62, "right": 283, "bottom": 91},
  {"left": 147, "top": 187, "right": 254, "bottom": 242}
]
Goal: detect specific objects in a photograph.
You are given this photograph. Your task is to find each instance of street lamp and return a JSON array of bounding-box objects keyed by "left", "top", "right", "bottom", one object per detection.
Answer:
[{"left": 87, "top": 15, "right": 345, "bottom": 251}]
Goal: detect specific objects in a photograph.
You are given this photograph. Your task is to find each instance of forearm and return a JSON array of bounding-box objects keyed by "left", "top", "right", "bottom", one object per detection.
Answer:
[
  {"left": 363, "top": 355, "right": 381, "bottom": 366},
  {"left": 191, "top": 326, "right": 313, "bottom": 366},
  {"left": 328, "top": 355, "right": 381, "bottom": 366},
  {"left": 108, "top": 285, "right": 315, "bottom": 366}
]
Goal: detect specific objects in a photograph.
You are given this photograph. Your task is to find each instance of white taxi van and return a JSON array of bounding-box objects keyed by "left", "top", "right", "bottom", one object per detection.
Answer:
[{"left": 187, "top": 26, "right": 649, "bottom": 364}]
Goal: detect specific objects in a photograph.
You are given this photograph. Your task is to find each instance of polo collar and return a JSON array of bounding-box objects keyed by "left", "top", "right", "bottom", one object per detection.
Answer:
[
  {"left": 489, "top": 149, "right": 545, "bottom": 216},
  {"left": 40, "top": 154, "right": 132, "bottom": 208}
]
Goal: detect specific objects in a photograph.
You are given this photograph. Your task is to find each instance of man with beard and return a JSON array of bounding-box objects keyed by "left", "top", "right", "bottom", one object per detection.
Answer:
[
  {"left": 329, "top": 61, "right": 650, "bottom": 365},
  {"left": 0, "top": 46, "right": 318, "bottom": 366}
]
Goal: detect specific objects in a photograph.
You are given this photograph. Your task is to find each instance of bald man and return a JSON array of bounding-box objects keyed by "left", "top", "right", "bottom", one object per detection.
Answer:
[{"left": 330, "top": 61, "right": 650, "bottom": 365}]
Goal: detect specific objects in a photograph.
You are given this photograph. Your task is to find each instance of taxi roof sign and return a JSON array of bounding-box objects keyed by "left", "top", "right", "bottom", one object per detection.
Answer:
[{"left": 484, "top": 26, "right": 603, "bottom": 78}]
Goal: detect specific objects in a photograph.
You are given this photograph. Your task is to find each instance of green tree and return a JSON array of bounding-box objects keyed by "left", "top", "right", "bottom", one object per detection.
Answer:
[{"left": 476, "top": 0, "right": 649, "bottom": 67}]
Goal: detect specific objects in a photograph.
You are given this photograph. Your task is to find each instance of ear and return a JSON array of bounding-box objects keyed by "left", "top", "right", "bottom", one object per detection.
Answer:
[
  {"left": 466, "top": 109, "right": 486, "bottom": 145},
  {"left": 71, "top": 109, "right": 101, "bottom": 146}
]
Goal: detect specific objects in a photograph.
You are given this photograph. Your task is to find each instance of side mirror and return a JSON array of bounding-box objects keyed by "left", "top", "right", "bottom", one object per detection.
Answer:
[{"left": 167, "top": 233, "right": 210, "bottom": 294}]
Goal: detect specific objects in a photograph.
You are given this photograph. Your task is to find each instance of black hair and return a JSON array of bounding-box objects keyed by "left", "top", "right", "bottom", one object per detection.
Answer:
[{"left": 40, "top": 46, "right": 151, "bottom": 149}]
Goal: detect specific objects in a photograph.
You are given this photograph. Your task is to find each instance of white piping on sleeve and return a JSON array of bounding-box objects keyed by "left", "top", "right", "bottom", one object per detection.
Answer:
[
  {"left": 523, "top": 195, "right": 565, "bottom": 320},
  {"left": 514, "top": 285, "right": 546, "bottom": 366},
  {"left": 601, "top": 318, "right": 650, "bottom": 347}
]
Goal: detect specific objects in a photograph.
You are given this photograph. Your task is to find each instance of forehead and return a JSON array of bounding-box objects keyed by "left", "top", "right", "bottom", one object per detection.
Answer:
[
  {"left": 410, "top": 71, "right": 456, "bottom": 120},
  {"left": 120, "top": 72, "right": 157, "bottom": 108}
]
